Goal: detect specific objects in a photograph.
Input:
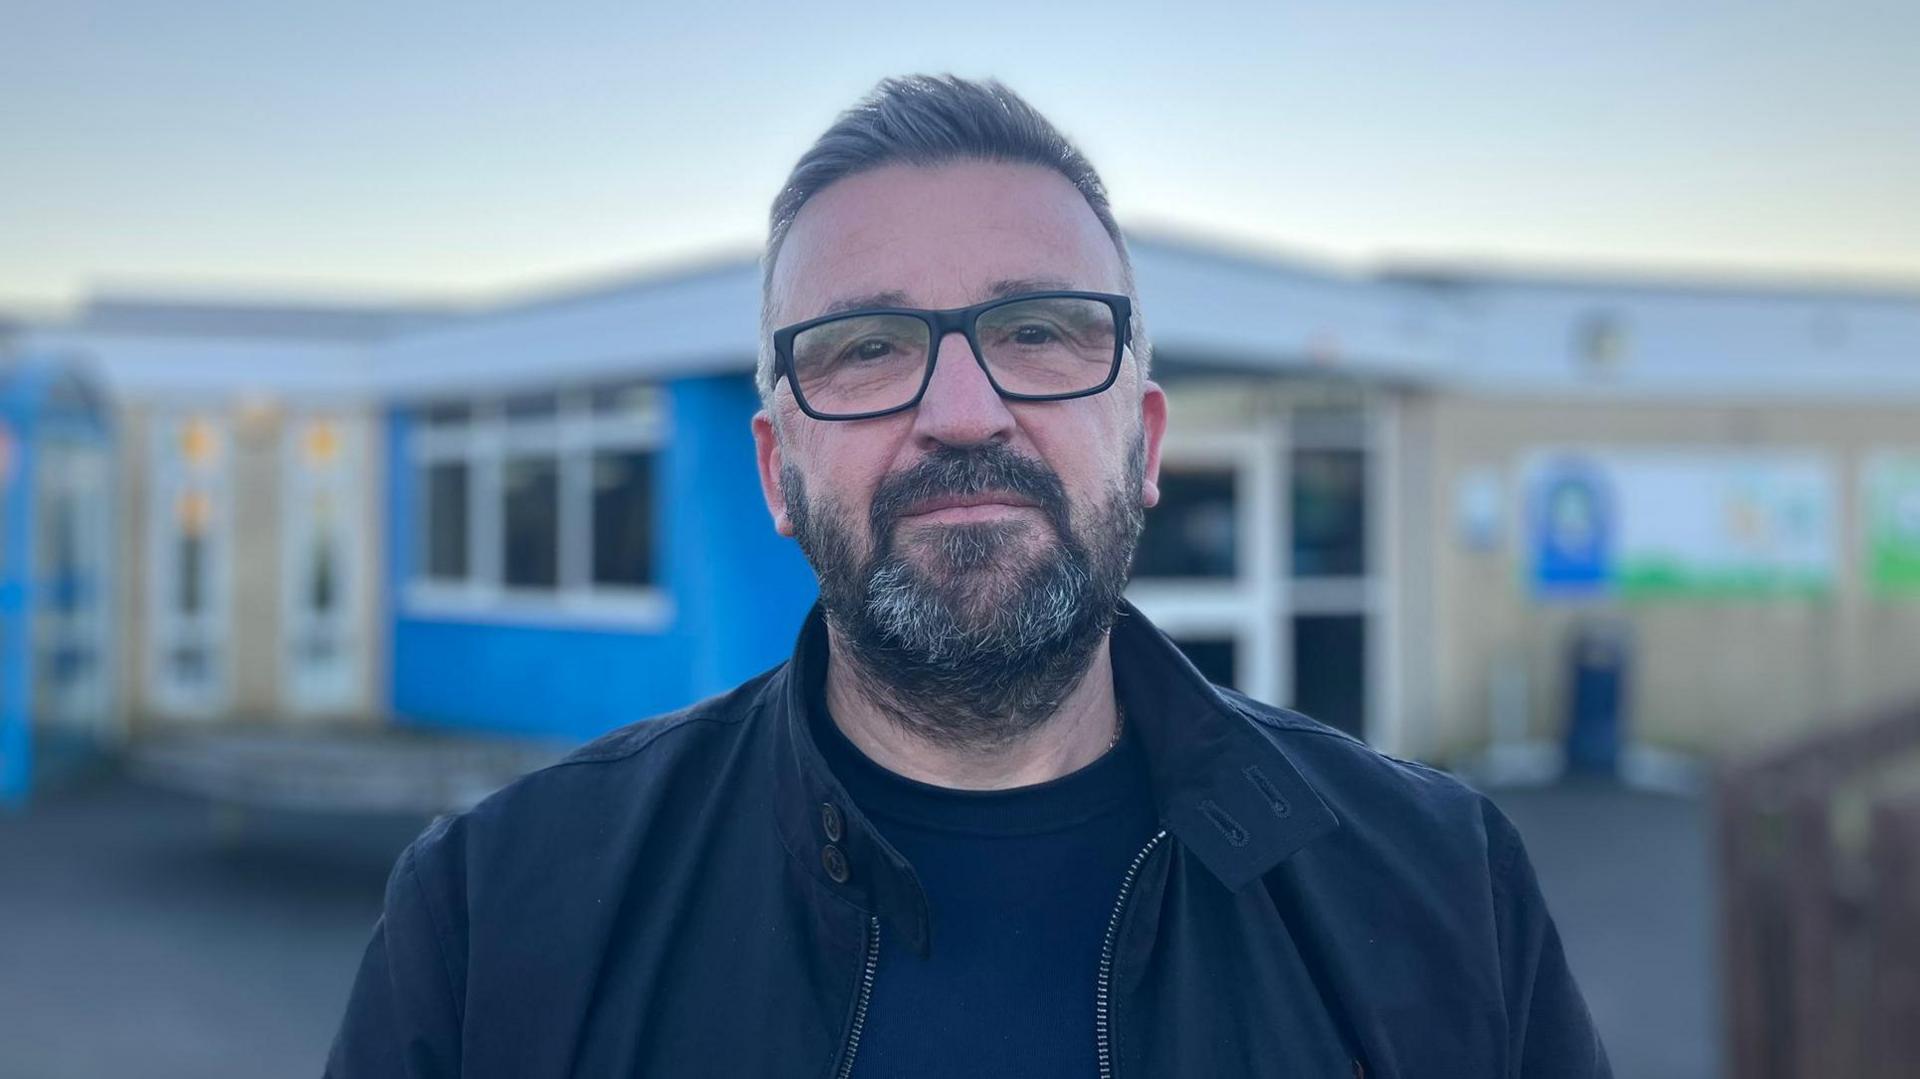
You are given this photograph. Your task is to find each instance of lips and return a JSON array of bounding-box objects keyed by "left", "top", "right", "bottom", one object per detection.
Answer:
[{"left": 898, "top": 492, "right": 1040, "bottom": 518}]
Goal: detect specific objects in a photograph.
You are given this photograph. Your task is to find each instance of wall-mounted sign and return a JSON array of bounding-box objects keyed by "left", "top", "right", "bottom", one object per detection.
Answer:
[
  {"left": 1527, "top": 456, "right": 1613, "bottom": 592},
  {"left": 1863, "top": 452, "right": 1920, "bottom": 595},
  {"left": 1453, "top": 467, "right": 1506, "bottom": 553},
  {"left": 1524, "top": 451, "right": 1835, "bottom": 600}
]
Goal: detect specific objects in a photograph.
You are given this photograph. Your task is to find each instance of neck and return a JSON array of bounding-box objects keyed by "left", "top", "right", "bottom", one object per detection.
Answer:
[{"left": 821, "top": 627, "right": 1121, "bottom": 790}]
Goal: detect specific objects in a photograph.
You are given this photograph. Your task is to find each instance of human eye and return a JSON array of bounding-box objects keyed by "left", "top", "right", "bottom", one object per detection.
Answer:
[
  {"left": 1008, "top": 322, "right": 1061, "bottom": 346},
  {"left": 984, "top": 315, "right": 1070, "bottom": 349},
  {"left": 794, "top": 313, "right": 923, "bottom": 375},
  {"left": 841, "top": 336, "right": 900, "bottom": 363}
]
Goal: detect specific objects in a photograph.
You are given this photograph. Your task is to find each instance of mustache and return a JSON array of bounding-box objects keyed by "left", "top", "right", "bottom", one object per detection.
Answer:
[{"left": 867, "top": 443, "right": 1071, "bottom": 542}]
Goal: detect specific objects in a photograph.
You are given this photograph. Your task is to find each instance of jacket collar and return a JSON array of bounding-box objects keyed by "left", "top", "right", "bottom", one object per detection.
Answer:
[{"left": 768, "top": 600, "right": 1340, "bottom": 955}]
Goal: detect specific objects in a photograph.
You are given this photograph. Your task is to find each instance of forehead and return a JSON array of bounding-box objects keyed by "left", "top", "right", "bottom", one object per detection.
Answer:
[{"left": 771, "top": 160, "right": 1127, "bottom": 326}]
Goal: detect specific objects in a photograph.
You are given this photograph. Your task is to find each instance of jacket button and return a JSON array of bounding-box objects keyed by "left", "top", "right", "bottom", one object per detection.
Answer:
[
  {"left": 820, "top": 802, "right": 844, "bottom": 842},
  {"left": 821, "top": 843, "right": 850, "bottom": 883}
]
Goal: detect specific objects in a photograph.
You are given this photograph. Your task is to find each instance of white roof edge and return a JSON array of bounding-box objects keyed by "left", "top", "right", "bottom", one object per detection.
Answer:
[{"left": 14, "top": 231, "right": 1919, "bottom": 402}]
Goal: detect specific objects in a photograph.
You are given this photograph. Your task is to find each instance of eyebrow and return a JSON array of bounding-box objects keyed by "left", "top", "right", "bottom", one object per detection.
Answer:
[
  {"left": 984, "top": 276, "right": 1075, "bottom": 299},
  {"left": 814, "top": 277, "right": 1080, "bottom": 319},
  {"left": 817, "top": 289, "right": 913, "bottom": 318}
]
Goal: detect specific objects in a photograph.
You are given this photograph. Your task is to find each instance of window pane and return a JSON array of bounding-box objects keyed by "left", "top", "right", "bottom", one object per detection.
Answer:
[
  {"left": 1171, "top": 635, "right": 1237, "bottom": 688},
  {"left": 591, "top": 381, "right": 660, "bottom": 419},
  {"left": 424, "top": 462, "right": 469, "bottom": 580},
  {"left": 503, "top": 455, "right": 559, "bottom": 588},
  {"left": 1289, "top": 402, "right": 1366, "bottom": 448},
  {"left": 176, "top": 532, "right": 204, "bottom": 614},
  {"left": 503, "top": 392, "right": 559, "bottom": 422},
  {"left": 1133, "top": 466, "right": 1237, "bottom": 579},
  {"left": 306, "top": 531, "right": 339, "bottom": 613},
  {"left": 169, "top": 644, "right": 211, "bottom": 686},
  {"left": 592, "top": 449, "right": 656, "bottom": 587},
  {"left": 1291, "top": 449, "right": 1367, "bottom": 577},
  {"left": 171, "top": 489, "right": 212, "bottom": 614},
  {"left": 424, "top": 402, "right": 472, "bottom": 426},
  {"left": 1291, "top": 614, "right": 1365, "bottom": 738}
]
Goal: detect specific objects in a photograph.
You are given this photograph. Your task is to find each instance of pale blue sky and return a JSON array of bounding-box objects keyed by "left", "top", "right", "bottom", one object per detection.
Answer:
[{"left": 5, "top": 1, "right": 1917, "bottom": 310}]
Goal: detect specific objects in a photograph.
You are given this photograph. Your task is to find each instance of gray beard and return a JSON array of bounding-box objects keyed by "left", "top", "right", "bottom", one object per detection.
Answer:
[{"left": 783, "top": 433, "right": 1145, "bottom": 751}]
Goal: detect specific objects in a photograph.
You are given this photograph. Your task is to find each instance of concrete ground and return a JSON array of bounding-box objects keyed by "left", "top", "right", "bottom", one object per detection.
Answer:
[
  {"left": 0, "top": 775, "right": 431, "bottom": 1079},
  {"left": 0, "top": 769, "right": 1718, "bottom": 1078},
  {"left": 1493, "top": 778, "right": 1720, "bottom": 1079}
]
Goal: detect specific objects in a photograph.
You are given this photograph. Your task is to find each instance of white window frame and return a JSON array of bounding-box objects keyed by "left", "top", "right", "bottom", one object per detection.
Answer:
[{"left": 405, "top": 386, "right": 673, "bottom": 629}]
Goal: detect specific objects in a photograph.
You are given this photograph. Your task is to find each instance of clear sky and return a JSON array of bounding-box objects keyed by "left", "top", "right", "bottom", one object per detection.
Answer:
[{"left": 5, "top": 0, "right": 1917, "bottom": 311}]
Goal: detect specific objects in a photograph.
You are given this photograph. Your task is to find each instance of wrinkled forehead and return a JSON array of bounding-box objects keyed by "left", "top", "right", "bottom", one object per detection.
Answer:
[{"left": 769, "top": 161, "right": 1128, "bottom": 329}]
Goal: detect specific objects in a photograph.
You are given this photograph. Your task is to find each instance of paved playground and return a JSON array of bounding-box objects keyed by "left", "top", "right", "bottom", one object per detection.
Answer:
[{"left": 0, "top": 769, "right": 1717, "bottom": 1078}]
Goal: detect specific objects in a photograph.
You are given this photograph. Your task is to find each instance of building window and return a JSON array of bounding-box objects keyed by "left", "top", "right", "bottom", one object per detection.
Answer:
[
  {"left": 502, "top": 392, "right": 559, "bottom": 422},
  {"left": 592, "top": 382, "right": 660, "bottom": 418},
  {"left": 177, "top": 531, "right": 205, "bottom": 615},
  {"left": 503, "top": 454, "right": 559, "bottom": 588},
  {"left": 424, "top": 461, "right": 470, "bottom": 580},
  {"left": 1290, "top": 447, "right": 1367, "bottom": 577},
  {"left": 1134, "top": 465, "right": 1238, "bottom": 579},
  {"left": 425, "top": 402, "right": 473, "bottom": 426},
  {"left": 408, "top": 383, "right": 668, "bottom": 620},
  {"left": 592, "top": 448, "right": 655, "bottom": 587}
]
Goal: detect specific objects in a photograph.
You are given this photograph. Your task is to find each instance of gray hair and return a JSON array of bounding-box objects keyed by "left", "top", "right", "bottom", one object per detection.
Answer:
[{"left": 757, "top": 74, "right": 1150, "bottom": 405}]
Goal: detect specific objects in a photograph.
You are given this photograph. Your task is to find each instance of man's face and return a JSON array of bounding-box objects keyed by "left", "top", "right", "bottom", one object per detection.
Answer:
[{"left": 752, "top": 161, "right": 1167, "bottom": 733}]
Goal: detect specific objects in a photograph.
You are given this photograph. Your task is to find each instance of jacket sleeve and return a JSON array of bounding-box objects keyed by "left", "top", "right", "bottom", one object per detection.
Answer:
[
  {"left": 1485, "top": 802, "right": 1613, "bottom": 1078},
  {"left": 325, "top": 828, "right": 465, "bottom": 1078}
]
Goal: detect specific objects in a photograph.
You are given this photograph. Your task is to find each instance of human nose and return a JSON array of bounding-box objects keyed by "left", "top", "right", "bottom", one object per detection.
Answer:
[{"left": 908, "top": 329, "right": 1015, "bottom": 447}]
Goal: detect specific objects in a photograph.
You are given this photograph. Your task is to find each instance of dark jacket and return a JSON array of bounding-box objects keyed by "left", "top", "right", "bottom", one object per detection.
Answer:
[{"left": 327, "top": 603, "right": 1610, "bottom": 1077}]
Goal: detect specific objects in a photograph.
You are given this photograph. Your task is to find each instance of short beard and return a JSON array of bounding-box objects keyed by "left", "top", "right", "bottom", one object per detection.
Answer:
[{"left": 784, "top": 433, "right": 1146, "bottom": 752}]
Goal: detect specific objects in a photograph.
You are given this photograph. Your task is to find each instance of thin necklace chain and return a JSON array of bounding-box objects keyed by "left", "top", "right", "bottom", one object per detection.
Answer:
[{"left": 1108, "top": 701, "right": 1125, "bottom": 752}]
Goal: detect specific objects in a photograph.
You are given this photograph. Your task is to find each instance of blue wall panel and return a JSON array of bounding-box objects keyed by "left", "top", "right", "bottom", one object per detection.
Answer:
[
  {"left": 391, "top": 619, "right": 696, "bottom": 741},
  {"left": 0, "top": 360, "right": 114, "bottom": 805},
  {"left": 0, "top": 420, "right": 37, "bottom": 805},
  {"left": 387, "top": 373, "right": 818, "bottom": 743},
  {"left": 665, "top": 375, "right": 818, "bottom": 698}
]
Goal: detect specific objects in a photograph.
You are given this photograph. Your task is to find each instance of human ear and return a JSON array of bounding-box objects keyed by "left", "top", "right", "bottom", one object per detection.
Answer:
[
  {"left": 751, "top": 410, "right": 795, "bottom": 536},
  {"left": 1137, "top": 380, "right": 1168, "bottom": 509}
]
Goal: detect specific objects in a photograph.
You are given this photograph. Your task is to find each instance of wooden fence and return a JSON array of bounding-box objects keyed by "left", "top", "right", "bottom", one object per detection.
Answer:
[{"left": 1716, "top": 703, "right": 1920, "bottom": 1079}]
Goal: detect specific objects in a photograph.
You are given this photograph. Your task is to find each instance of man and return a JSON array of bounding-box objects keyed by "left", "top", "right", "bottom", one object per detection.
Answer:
[{"left": 329, "top": 75, "right": 1609, "bottom": 1077}]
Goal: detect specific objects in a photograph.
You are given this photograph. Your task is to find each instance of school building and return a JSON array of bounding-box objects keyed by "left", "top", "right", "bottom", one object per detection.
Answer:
[{"left": 4, "top": 234, "right": 1918, "bottom": 801}]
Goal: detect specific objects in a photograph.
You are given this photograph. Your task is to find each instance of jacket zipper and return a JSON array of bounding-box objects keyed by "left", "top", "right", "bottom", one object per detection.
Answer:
[
  {"left": 835, "top": 915, "right": 881, "bottom": 1079},
  {"left": 1095, "top": 829, "right": 1168, "bottom": 1079}
]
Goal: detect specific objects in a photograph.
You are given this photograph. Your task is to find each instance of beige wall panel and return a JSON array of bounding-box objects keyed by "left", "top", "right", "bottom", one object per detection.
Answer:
[
  {"left": 356, "top": 412, "right": 387, "bottom": 724},
  {"left": 113, "top": 406, "right": 150, "bottom": 731},
  {"left": 1410, "top": 395, "right": 1920, "bottom": 763},
  {"left": 228, "top": 408, "right": 282, "bottom": 720}
]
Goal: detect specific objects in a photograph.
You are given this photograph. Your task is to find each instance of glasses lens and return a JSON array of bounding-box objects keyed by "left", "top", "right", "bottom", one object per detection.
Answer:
[
  {"left": 975, "top": 296, "right": 1119, "bottom": 396},
  {"left": 790, "top": 314, "right": 931, "bottom": 416}
]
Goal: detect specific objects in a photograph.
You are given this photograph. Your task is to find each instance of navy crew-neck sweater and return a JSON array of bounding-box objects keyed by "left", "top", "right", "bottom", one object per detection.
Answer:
[{"left": 810, "top": 697, "right": 1161, "bottom": 1077}]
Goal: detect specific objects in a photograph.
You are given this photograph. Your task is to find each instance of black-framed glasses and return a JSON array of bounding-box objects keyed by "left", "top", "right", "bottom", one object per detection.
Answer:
[{"left": 771, "top": 290, "right": 1132, "bottom": 421}]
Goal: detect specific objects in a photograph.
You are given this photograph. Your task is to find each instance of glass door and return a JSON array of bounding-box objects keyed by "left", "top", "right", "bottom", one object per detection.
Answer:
[
  {"left": 1285, "top": 406, "right": 1374, "bottom": 740},
  {"left": 1127, "top": 427, "right": 1284, "bottom": 704},
  {"left": 279, "top": 414, "right": 363, "bottom": 716},
  {"left": 146, "top": 414, "right": 232, "bottom": 719},
  {"left": 1125, "top": 386, "right": 1397, "bottom": 749},
  {"left": 32, "top": 437, "right": 114, "bottom": 741}
]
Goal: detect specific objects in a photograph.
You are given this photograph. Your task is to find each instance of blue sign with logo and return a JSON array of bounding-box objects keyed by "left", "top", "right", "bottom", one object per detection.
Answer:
[{"left": 1529, "top": 457, "right": 1614, "bottom": 595}]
